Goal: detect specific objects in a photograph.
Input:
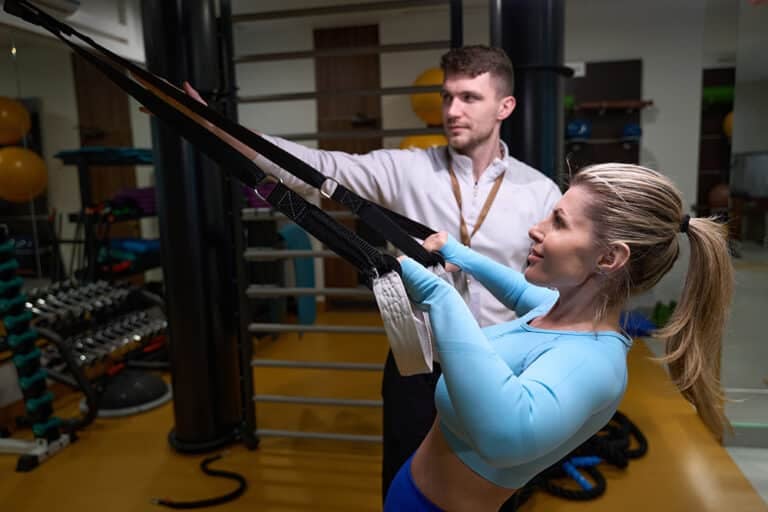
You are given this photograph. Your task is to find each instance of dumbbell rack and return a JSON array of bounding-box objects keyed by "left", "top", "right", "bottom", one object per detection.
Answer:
[
  {"left": 24, "top": 280, "right": 169, "bottom": 420},
  {"left": 1, "top": 226, "right": 170, "bottom": 471},
  {"left": 0, "top": 228, "right": 73, "bottom": 472}
]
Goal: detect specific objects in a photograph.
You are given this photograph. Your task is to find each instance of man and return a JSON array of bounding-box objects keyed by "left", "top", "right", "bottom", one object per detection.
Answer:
[{"left": 186, "top": 45, "right": 561, "bottom": 499}]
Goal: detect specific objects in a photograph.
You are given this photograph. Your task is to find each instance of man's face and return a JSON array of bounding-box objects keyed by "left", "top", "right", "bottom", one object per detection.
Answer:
[{"left": 441, "top": 72, "right": 515, "bottom": 153}]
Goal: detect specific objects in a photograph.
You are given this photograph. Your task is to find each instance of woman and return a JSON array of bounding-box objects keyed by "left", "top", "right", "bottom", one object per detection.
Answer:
[{"left": 386, "top": 163, "right": 733, "bottom": 511}]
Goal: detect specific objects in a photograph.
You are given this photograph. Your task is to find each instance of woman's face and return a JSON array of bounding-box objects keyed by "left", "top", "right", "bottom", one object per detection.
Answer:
[{"left": 524, "top": 186, "right": 605, "bottom": 290}]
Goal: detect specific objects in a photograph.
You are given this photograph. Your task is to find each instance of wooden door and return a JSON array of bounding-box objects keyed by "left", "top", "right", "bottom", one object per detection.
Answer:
[
  {"left": 314, "top": 25, "right": 382, "bottom": 309},
  {"left": 71, "top": 53, "right": 139, "bottom": 239}
]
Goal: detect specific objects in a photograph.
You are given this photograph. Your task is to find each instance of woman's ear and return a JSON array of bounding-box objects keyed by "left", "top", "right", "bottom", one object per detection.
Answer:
[{"left": 597, "top": 242, "right": 630, "bottom": 275}]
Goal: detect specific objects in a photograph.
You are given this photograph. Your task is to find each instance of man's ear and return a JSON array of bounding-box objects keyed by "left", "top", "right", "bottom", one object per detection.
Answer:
[
  {"left": 498, "top": 96, "right": 516, "bottom": 121},
  {"left": 597, "top": 242, "right": 630, "bottom": 275}
]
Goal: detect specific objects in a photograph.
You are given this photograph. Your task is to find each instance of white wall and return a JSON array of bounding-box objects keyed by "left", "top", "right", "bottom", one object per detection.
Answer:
[
  {"left": 0, "top": 0, "right": 145, "bottom": 63},
  {"left": 702, "top": 0, "right": 739, "bottom": 69}
]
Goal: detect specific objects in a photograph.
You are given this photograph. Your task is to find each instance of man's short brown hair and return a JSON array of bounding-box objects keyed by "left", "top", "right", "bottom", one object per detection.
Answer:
[{"left": 440, "top": 45, "right": 515, "bottom": 97}]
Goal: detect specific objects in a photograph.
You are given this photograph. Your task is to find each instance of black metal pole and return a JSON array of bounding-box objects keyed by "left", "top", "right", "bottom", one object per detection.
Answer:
[
  {"left": 75, "top": 157, "right": 96, "bottom": 281},
  {"left": 449, "top": 0, "right": 463, "bottom": 48},
  {"left": 499, "top": 0, "right": 566, "bottom": 181},
  {"left": 489, "top": 0, "right": 502, "bottom": 48},
  {"left": 217, "top": 0, "right": 259, "bottom": 450},
  {"left": 141, "top": 0, "right": 243, "bottom": 453}
]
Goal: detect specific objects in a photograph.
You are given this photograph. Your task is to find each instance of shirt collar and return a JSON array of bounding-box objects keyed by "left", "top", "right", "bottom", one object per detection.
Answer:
[{"left": 446, "top": 140, "right": 509, "bottom": 181}]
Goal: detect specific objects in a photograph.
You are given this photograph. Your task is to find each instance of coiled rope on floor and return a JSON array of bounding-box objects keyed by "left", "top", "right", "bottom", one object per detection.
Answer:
[{"left": 501, "top": 411, "right": 648, "bottom": 510}]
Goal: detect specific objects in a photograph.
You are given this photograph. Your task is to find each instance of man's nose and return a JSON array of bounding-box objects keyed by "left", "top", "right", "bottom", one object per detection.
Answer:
[{"left": 445, "top": 98, "right": 461, "bottom": 118}]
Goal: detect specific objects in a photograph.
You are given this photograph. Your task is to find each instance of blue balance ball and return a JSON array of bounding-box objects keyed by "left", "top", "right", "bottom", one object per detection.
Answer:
[{"left": 566, "top": 119, "right": 592, "bottom": 139}]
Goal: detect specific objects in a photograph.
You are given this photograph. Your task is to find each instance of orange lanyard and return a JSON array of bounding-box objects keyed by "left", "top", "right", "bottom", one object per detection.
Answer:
[{"left": 447, "top": 160, "right": 505, "bottom": 247}]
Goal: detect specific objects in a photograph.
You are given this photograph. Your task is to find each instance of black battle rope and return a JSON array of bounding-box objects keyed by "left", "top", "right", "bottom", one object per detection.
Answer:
[
  {"left": 151, "top": 454, "right": 247, "bottom": 509},
  {"left": 501, "top": 411, "right": 648, "bottom": 511},
  {"left": 3, "top": 0, "right": 442, "bottom": 272}
]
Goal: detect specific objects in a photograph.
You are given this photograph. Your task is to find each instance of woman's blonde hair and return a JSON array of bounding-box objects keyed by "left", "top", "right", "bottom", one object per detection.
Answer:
[{"left": 571, "top": 164, "right": 734, "bottom": 438}]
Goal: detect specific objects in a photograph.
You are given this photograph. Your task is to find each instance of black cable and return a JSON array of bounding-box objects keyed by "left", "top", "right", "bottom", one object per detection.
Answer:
[
  {"left": 151, "top": 454, "right": 247, "bottom": 509},
  {"left": 36, "top": 326, "right": 99, "bottom": 431},
  {"left": 500, "top": 411, "right": 648, "bottom": 511}
]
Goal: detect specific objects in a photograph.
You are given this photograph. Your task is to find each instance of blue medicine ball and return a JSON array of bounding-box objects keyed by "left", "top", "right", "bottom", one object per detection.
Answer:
[
  {"left": 622, "top": 123, "right": 642, "bottom": 139},
  {"left": 566, "top": 119, "right": 591, "bottom": 139}
]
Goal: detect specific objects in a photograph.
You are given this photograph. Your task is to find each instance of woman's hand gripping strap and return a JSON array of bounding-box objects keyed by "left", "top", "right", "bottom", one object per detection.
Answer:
[{"left": 372, "top": 258, "right": 437, "bottom": 376}]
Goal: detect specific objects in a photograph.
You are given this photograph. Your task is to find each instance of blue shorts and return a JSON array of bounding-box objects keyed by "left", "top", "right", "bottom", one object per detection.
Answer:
[{"left": 384, "top": 454, "right": 444, "bottom": 512}]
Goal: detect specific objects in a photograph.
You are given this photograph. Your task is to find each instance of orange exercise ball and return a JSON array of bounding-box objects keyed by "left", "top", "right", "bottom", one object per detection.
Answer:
[
  {"left": 723, "top": 111, "right": 733, "bottom": 138},
  {"left": 0, "top": 147, "right": 48, "bottom": 202},
  {"left": 410, "top": 68, "right": 444, "bottom": 126},
  {"left": 399, "top": 134, "right": 448, "bottom": 150},
  {"left": 0, "top": 97, "right": 32, "bottom": 145}
]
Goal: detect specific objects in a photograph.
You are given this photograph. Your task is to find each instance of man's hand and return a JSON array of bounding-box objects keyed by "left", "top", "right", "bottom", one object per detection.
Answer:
[
  {"left": 183, "top": 81, "right": 208, "bottom": 106},
  {"left": 133, "top": 74, "right": 258, "bottom": 161},
  {"left": 422, "top": 231, "right": 448, "bottom": 252}
]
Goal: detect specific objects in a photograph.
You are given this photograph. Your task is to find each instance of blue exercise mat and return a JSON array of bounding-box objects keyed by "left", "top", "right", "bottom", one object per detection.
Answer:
[{"left": 278, "top": 223, "right": 316, "bottom": 325}]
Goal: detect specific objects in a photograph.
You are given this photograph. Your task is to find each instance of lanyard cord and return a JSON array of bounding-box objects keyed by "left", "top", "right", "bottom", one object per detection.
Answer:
[{"left": 446, "top": 149, "right": 505, "bottom": 247}]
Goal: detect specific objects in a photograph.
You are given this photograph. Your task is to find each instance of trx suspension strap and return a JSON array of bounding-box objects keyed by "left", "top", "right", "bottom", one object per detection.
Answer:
[
  {"left": 3, "top": 0, "right": 441, "bottom": 269},
  {"left": 5, "top": 0, "right": 439, "bottom": 375}
]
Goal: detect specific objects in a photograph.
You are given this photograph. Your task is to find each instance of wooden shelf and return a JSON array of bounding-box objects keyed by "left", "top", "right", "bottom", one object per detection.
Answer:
[{"left": 572, "top": 100, "right": 653, "bottom": 112}]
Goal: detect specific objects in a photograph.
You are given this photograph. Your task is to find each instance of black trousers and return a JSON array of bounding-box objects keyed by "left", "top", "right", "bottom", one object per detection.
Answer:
[{"left": 381, "top": 350, "right": 442, "bottom": 501}]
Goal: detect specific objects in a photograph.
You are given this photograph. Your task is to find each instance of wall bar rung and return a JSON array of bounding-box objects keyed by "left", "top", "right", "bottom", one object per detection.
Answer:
[
  {"left": 277, "top": 127, "right": 444, "bottom": 141},
  {"left": 251, "top": 359, "right": 384, "bottom": 371},
  {"left": 249, "top": 323, "right": 386, "bottom": 334},
  {"left": 235, "top": 41, "right": 449, "bottom": 63},
  {"left": 244, "top": 249, "right": 338, "bottom": 260},
  {"left": 232, "top": 1, "right": 448, "bottom": 23},
  {"left": 239, "top": 85, "right": 442, "bottom": 104},
  {"left": 242, "top": 209, "right": 356, "bottom": 221},
  {"left": 255, "top": 429, "right": 382, "bottom": 443},
  {"left": 246, "top": 286, "right": 373, "bottom": 297},
  {"left": 254, "top": 394, "right": 383, "bottom": 407}
]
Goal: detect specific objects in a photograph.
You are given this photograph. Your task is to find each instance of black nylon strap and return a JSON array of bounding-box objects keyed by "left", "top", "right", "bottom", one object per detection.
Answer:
[
  {"left": 266, "top": 184, "right": 396, "bottom": 281},
  {"left": 3, "top": 0, "right": 440, "bottom": 266}
]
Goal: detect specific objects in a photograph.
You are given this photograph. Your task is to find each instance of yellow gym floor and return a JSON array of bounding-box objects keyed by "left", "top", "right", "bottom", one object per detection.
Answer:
[{"left": 1, "top": 310, "right": 766, "bottom": 511}]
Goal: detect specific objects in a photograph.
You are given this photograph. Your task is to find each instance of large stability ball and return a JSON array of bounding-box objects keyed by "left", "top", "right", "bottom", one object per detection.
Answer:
[
  {"left": 410, "top": 68, "right": 444, "bottom": 126},
  {"left": 399, "top": 134, "right": 448, "bottom": 149},
  {"left": 0, "top": 147, "right": 48, "bottom": 202},
  {"left": 0, "top": 97, "right": 31, "bottom": 145}
]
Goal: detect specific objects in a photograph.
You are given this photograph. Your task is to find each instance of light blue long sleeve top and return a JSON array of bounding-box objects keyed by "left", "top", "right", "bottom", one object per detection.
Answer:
[{"left": 399, "top": 236, "right": 631, "bottom": 488}]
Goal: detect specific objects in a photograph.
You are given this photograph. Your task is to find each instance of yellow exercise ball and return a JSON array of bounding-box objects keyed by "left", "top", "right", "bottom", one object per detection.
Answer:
[
  {"left": 0, "top": 97, "right": 32, "bottom": 145},
  {"left": 410, "top": 68, "right": 444, "bottom": 126},
  {"left": 399, "top": 134, "right": 448, "bottom": 150},
  {"left": 723, "top": 111, "right": 733, "bottom": 138},
  {"left": 0, "top": 147, "right": 48, "bottom": 202}
]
